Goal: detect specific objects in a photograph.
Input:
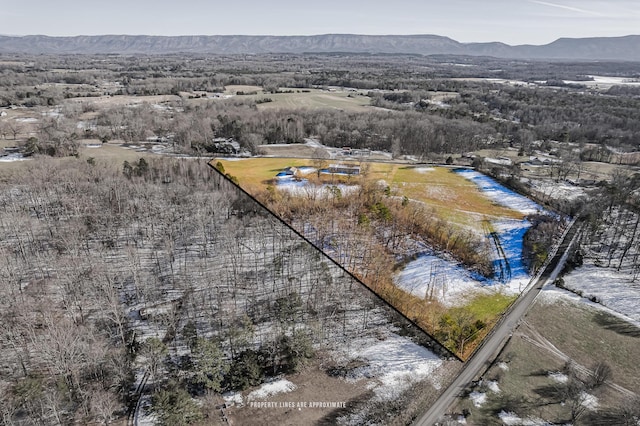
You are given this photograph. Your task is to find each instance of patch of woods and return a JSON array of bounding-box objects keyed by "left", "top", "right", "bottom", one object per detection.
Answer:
[
  {"left": 522, "top": 214, "right": 567, "bottom": 273},
  {"left": 254, "top": 172, "right": 500, "bottom": 358},
  {"left": 579, "top": 171, "right": 640, "bottom": 279},
  {"left": 0, "top": 156, "right": 442, "bottom": 424},
  {"left": 522, "top": 169, "right": 640, "bottom": 279}
]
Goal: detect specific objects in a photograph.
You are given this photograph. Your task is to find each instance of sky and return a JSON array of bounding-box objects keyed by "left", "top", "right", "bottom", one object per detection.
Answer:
[{"left": 0, "top": 0, "right": 638, "bottom": 45}]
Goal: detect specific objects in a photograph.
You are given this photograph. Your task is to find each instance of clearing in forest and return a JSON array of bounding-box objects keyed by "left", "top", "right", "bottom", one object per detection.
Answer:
[
  {"left": 223, "top": 85, "right": 373, "bottom": 112},
  {"left": 212, "top": 158, "right": 557, "bottom": 358}
]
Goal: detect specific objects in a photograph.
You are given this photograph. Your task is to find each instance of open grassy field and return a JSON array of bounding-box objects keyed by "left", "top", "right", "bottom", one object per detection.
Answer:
[
  {"left": 77, "top": 141, "right": 157, "bottom": 163},
  {"left": 66, "top": 94, "right": 180, "bottom": 107},
  {"left": 0, "top": 141, "right": 157, "bottom": 182},
  {"left": 527, "top": 294, "right": 640, "bottom": 393},
  {"left": 256, "top": 90, "right": 371, "bottom": 112},
  {"left": 463, "top": 292, "right": 517, "bottom": 324},
  {"left": 214, "top": 157, "right": 315, "bottom": 185},
  {"left": 215, "top": 158, "right": 525, "bottom": 231},
  {"left": 391, "top": 166, "right": 524, "bottom": 227},
  {"left": 224, "top": 85, "right": 264, "bottom": 94},
  {"left": 225, "top": 85, "right": 372, "bottom": 112},
  {"left": 257, "top": 144, "right": 321, "bottom": 158},
  {"left": 451, "top": 289, "right": 640, "bottom": 424}
]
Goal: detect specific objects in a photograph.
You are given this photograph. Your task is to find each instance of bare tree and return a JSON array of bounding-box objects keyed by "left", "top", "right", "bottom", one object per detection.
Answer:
[{"left": 588, "top": 361, "right": 612, "bottom": 389}]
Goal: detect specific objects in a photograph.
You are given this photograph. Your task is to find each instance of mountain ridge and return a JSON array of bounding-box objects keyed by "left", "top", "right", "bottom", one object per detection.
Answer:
[{"left": 0, "top": 34, "right": 639, "bottom": 61}]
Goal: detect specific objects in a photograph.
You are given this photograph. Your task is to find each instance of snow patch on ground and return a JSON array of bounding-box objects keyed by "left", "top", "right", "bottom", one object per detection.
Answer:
[
  {"left": 297, "top": 166, "right": 316, "bottom": 175},
  {"left": 455, "top": 169, "right": 545, "bottom": 216},
  {"left": 0, "top": 153, "right": 30, "bottom": 162},
  {"left": 414, "top": 167, "right": 435, "bottom": 173},
  {"left": 469, "top": 391, "right": 487, "bottom": 407},
  {"left": 486, "top": 380, "right": 501, "bottom": 393},
  {"left": 498, "top": 362, "right": 510, "bottom": 371},
  {"left": 530, "top": 180, "right": 587, "bottom": 201},
  {"left": 561, "top": 264, "right": 640, "bottom": 322},
  {"left": 497, "top": 411, "right": 551, "bottom": 425},
  {"left": 492, "top": 219, "right": 533, "bottom": 281},
  {"left": 135, "top": 395, "right": 156, "bottom": 426},
  {"left": 247, "top": 379, "right": 297, "bottom": 401},
  {"left": 275, "top": 177, "right": 359, "bottom": 199},
  {"left": 485, "top": 157, "right": 512, "bottom": 166},
  {"left": 539, "top": 284, "right": 640, "bottom": 330},
  {"left": 394, "top": 251, "right": 529, "bottom": 308},
  {"left": 548, "top": 372, "right": 569, "bottom": 383},
  {"left": 581, "top": 391, "right": 599, "bottom": 410},
  {"left": 336, "top": 332, "right": 442, "bottom": 401},
  {"left": 394, "top": 252, "right": 494, "bottom": 306},
  {"left": 498, "top": 411, "right": 522, "bottom": 425},
  {"left": 223, "top": 391, "right": 244, "bottom": 406},
  {"left": 304, "top": 138, "right": 323, "bottom": 148}
]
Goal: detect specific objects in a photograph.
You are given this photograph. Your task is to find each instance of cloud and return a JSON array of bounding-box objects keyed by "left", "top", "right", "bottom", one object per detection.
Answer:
[{"left": 528, "top": 0, "right": 605, "bottom": 16}]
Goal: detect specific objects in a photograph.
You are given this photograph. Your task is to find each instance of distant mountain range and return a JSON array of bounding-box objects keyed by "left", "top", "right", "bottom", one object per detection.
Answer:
[{"left": 1, "top": 34, "right": 639, "bottom": 61}]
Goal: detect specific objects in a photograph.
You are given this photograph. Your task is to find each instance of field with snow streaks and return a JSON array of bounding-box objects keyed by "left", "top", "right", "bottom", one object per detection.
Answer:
[
  {"left": 561, "top": 265, "right": 640, "bottom": 322},
  {"left": 395, "top": 170, "right": 547, "bottom": 307}
]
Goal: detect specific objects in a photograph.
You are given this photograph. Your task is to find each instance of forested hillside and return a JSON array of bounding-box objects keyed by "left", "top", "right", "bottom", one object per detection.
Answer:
[{"left": 1, "top": 34, "right": 639, "bottom": 61}]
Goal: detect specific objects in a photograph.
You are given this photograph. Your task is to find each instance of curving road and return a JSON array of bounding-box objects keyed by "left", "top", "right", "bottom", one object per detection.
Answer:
[{"left": 413, "top": 219, "right": 581, "bottom": 426}]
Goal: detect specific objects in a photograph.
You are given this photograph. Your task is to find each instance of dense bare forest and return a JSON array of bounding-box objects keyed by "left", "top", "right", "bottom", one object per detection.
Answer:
[{"left": 0, "top": 157, "right": 454, "bottom": 424}]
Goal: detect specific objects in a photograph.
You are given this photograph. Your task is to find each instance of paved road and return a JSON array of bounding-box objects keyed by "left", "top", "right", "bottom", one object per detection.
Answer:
[{"left": 413, "top": 220, "right": 581, "bottom": 426}]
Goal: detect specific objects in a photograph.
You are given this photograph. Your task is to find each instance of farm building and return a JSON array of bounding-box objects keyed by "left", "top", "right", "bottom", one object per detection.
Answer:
[
  {"left": 321, "top": 164, "right": 361, "bottom": 175},
  {"left": 340, "top": 147, "right": 371, "bottom": 157}
]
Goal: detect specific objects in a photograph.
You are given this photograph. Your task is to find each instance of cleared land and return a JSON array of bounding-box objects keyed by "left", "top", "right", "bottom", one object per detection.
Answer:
[
  {"left": 224, "top": 85, "right": 373, "bottom": 112},
  {"left": 390, "top": 166, "right": 524, "bottom": 228},
  {"left": 215, "top": 159, "right": 524, "bottom": 230},
  {"left": 450, "top": 287, "right": 640, "bottom": 425}
]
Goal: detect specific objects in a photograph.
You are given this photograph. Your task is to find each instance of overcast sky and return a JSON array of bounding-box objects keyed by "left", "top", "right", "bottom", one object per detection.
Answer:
[{"left": 0, "top": 0, "right": 638, "bottom": 45}]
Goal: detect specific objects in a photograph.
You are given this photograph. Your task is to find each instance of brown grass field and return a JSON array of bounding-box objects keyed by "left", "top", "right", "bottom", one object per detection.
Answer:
[
  {"left": 213, "top": 158, "right": 524, "bottom": 231},
  {"left": 225, "top": 85, "right": 372, "bottom": 112},
  {"left": 452, "top": 290, "right": 640, "bottom": 424}
]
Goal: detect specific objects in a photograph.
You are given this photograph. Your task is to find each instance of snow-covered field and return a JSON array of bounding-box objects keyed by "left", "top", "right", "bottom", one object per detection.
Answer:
[
  {"left": 394, "top": 251, "right": 527, "bottom": 307},
  {"left": 493, "top": 219, "right": 532, "bottom": 281},
  {"left": 455, "top": 170, "right": 544, "bottom": 216},
  {"left": 395, "top": 252, "right": 491, "bottom": 305},
  {"left": 485, "top": 157, "right": 512, "bottom": 166},
  {"left": 529, "top": 179, "right": 587, "bottom": 201},
  {"left": 539, "top": 285, "right": 640, "bottom": 329},
  {"left": 564, "top": 75, "right": 640, "bottom": 87},
  {"left": 275, "top": 176, "right": 359, "bottom": 198},
  {"left": 335, "top": 332, "right": 443, "bottom": 401},
  {"left": 559, "top": 264, "right": 640, "bottom": 322}
]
